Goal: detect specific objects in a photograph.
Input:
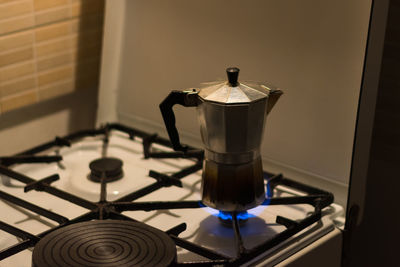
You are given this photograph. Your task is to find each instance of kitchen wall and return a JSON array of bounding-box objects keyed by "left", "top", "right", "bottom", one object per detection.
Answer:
[
  {"left": 99, "top": 0, "right": 372, "bottom": 207},
  {"left": 0, "top": 0, "right": 104, "bottom": 154}
]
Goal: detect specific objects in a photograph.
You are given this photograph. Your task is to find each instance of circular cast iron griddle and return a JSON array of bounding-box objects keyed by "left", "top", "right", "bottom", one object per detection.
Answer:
[{"left": 32, "top": 220, "right": 177, "bottom": 267}]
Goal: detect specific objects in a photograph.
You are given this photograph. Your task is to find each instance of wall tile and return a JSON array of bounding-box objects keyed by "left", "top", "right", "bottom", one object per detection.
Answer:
[
  {"left": 33, "top": 0, "right": 68, "bottom": 11},
  {"left": 1, "top": 90, "right": 37, "bottom": 112},
  {"left": 73, "top": 14, "right": 104, "bottom": 33},
  {"left": 35, "top": 21, "right": 71, "bottom": 42},
  {"left": 73, "top": 44, "right": 102, "bottom": 60},
  {"left": 76, "top": 58, "right": 100, "bottom": 73},
  {"left": 0, "top": 61, "right": 35, "bottom": 82},
  {"left": 0, "top": 0, "right": 17, "bottom": 3},
  {"left": 71, "top": 0, "right": 104, "bottom": 17},
  {"left": 36, "top": 52, "right": 73, "bottom": 71},
  {"left": 37, "top": 65, "right": 73, "bottom": 87},
  {"left": 69, "top": 30, "right": 103, "bottom": 52},
  {"left": 0, "top": 31, "right": 34, "bottom": 51},
  {"left": 74, "top": 29, "right": 103, "bottom": 47},
  {"left": 1, "top": 76, "right": 36, "bottom": 97},
  {"left": 0, "top": 46, "right": 34, "bottom": 68},
  {"left": 36, "top": 36, "right": 73, "bottom": 57},
  {"left": 38, "top": 80, "right": 74, "bottom": 100},
  {"left": 74, "top": 59, "right": 100, "bottom": 90},
  {"left": 34, "top": 5, "right": 70, "bottom": 25},
  {"left": 75, "top": 71, "right": 99, "bottom": 90},
  {"left": 0, "top": 0, "right": 33, "bottom": 21},
  {"left": 0, "top": 0, "right": 104, "bottom": 113},
  {"left": 0, "top": 15, "right": 34, "bottom": 35}
]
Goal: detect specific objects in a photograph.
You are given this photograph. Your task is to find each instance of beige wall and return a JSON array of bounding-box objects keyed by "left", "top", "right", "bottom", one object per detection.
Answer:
[
  {"left": 113, "top": 0, "right": 371, "bottom": 191},
  {"left": 96, "top": 0, "right": 373, "bottom": 207}
]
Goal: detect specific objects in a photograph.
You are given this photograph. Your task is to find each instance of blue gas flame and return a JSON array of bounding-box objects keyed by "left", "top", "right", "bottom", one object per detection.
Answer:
[
  {"left": 262, "top": 174, "right": 273, "bottom": 206},
  {"left": 218, "top": 211, "right": 254, "bottom": 221},
  {"left": 204, "top": 175, "right": 273, "bottom": 219}
]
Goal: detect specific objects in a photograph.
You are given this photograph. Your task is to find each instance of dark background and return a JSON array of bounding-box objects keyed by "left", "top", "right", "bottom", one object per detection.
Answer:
[{"left": 345, "top": 0, "right": 400, "bottom": 266}]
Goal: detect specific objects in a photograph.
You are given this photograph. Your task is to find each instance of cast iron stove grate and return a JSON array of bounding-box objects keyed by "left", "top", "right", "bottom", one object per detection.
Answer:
[{"left": 0, "top": 123, "right": 334, "bottom": 266}]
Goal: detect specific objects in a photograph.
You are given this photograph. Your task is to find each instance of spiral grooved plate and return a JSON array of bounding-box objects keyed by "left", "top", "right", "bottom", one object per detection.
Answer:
[{"left": 32, "top": 220, "right": 177, "bottom": 267}]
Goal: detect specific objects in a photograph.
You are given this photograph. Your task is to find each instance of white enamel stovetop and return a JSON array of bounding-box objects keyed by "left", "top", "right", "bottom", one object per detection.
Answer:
[{"left": 0, "top": 131, "right": 343, "bottom": 266}]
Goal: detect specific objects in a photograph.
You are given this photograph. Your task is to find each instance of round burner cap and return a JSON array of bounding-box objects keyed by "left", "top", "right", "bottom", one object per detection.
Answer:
[
  {"left": 32, "top": 220, "right": 177, "bottom": 267},
  {"left": 89, "top": 157, "right": 123, "bottom": 183}
]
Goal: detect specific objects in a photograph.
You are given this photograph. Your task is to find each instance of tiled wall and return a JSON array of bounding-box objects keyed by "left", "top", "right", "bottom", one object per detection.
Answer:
[{"left": 0, "top": 0, "right": 104, "bottom": 114}]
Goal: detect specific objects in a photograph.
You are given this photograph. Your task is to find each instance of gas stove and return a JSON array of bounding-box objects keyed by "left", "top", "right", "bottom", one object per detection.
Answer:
[{"left": 0, "top": 123, "right": 342, "bottom": 266}]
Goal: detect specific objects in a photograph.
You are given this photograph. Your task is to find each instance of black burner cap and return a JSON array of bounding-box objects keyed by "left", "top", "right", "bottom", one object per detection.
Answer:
[
  {"left": 32, "top": 220, "right": 177, "bottom": 267},
  {"left": 89, "top": 157, "right": 123, "bottom": 183}
]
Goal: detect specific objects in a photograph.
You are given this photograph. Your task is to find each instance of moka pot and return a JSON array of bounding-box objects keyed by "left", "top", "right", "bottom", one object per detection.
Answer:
[{"left": 159, "top": 67, "right": 282, "bottom": 211}]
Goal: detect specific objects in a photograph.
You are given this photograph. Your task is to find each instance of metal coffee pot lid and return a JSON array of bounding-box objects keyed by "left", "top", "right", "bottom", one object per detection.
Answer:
[{"left": 197, "top": 67, "right": 279, "bottom": 104}]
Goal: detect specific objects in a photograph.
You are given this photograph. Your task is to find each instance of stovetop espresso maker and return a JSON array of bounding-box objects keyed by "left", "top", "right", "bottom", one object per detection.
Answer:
[{"left": 160, "top": 67, "right": 282, "bottom": 211}]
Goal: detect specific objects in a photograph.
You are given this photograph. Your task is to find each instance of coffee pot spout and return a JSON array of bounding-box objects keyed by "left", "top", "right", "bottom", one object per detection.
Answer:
[{"left": 267, "top": 89, "right": 283, "bottom": 115}]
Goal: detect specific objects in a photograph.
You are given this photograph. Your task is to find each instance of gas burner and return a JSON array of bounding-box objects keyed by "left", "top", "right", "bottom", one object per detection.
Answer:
[
  {"left": 32, "top": 220, "right": 177, "bottom": 267},
  {"left": 218, "top": 211, "right": 250, "bottom": 227},
  {"left": 89, "top": 157, "right": 123, "bottom": 183}
]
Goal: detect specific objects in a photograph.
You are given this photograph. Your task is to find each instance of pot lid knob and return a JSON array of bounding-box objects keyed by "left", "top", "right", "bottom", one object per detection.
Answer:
[{"left": 226, "top": 67, "right": 240, "bottom": 86}]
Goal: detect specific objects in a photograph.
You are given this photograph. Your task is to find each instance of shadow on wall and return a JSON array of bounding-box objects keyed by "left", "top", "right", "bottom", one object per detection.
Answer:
[
  {"left": 71, "top": 0, "right": 105, "bottom": 130},
  {"left": 0, "top": 90, "right": 96, "bottom": 132},
  {"left": 0, "top": 0, "right": 105, "bottom": 134}
]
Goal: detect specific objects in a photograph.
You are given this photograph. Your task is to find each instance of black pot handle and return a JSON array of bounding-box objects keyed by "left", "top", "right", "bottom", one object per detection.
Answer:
[{"left": 159, "top": 90, "right": 198, "bottom": 152}]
